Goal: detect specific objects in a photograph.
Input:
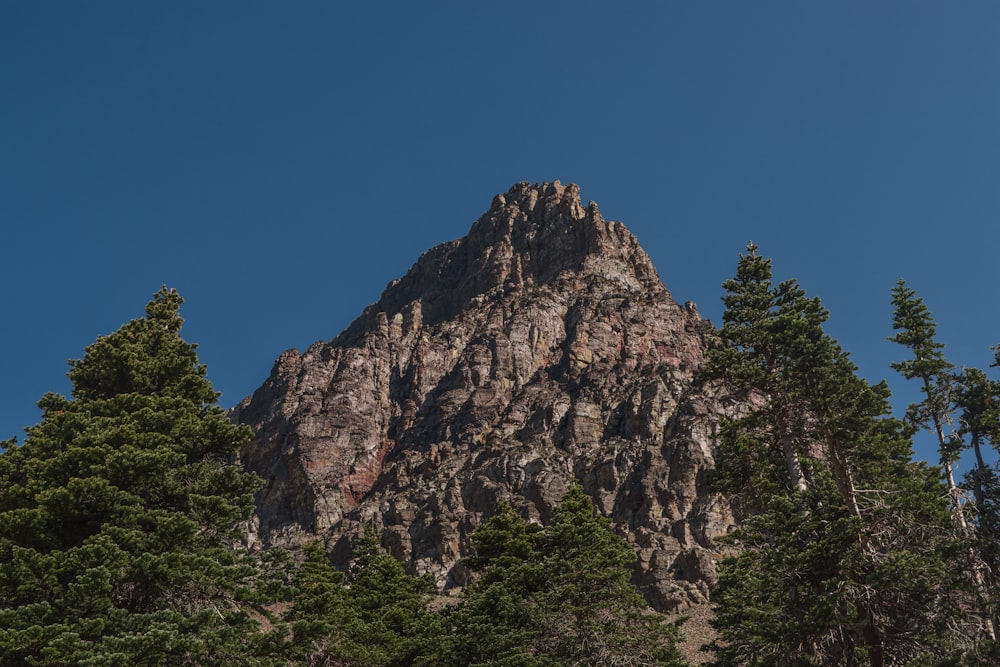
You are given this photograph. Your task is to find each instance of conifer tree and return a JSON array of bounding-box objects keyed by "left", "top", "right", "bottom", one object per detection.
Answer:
[
  {"left": 953, "top": 366, "right": 1000, "bottom": 646},
  {"left": 430, "top": 488, "right": 687, "bottom": 667},
  {"left": 0, "top": 288, "right": 283, "bottom": 666},
  {"left": 889, "top": 281, "right": 1000, "bottom": 644},
  {"left": 704, "top": 243, "right": 818, "bottom": 507},
  {"left": 955, "top": 366, "right": 1000, "bottom": 541},
  {"left": 704, "top": 246, "right": 970, "bottom": 666},
  {"left": 532, "top": 485, "right": 686, "bottom": 666},
  {"left": 285, "top": 531, "right": 441, "bottom": 667},
  {"left": 426, "top": 503, "right": 544, "bottom": 667},
  {"left": 889, "top": 280, "right": 966, "bottom": 528},
  {"left": 346, "top": 531, "right": 439, "bottom": 667},
  {"left": 286, "top": 540, "right": 366, "bottom": 666}
]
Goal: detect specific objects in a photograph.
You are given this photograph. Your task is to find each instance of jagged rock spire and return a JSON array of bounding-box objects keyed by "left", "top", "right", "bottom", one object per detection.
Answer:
[
  {"left": 235, "top": 182, "right": 735, "bottom": 617},
  {"left": 341, "top": 181, "right": 663, "bottom": 338}
]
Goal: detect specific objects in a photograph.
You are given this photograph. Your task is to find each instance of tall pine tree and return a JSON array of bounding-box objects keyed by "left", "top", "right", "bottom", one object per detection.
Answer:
[
  {"left": 346, "top": 530, "right": 439, "bottom": 667},
  {"left": 705, "top": 246, "right": 970, "bottom": 666},
  {"left": 889, "top": 281, "right": 999, "bottom": 644},
  {"left": 0, "top": 288, "right": 283, "bottom": 666},
  {"left": 285, "top": 540, "right": 366, "bottom": 666},
  {"left": 427, "top": 502, "right": 545, "bottom": 667},
  {"left": 888, "top": 280, "right": 966, "bottom": 528}
]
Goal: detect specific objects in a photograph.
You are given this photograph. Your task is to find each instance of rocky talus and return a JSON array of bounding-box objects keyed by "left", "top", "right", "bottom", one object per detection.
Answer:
[{"left": 234, "top": 181, "right": 739, "bottom": 613}]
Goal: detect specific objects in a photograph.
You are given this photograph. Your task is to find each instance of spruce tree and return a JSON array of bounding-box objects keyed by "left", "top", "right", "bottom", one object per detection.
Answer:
[
  {"left": 889, "top": 281, "right": 1000, "bottom": 644},
  {"left": 888, "top": 280, "right": 966, "bottom": 527},
  {"left": 427, "top": 503, "right": 544, "bottom": 667},
  {"left": 705, "top": 243, "right": 815, "bottom": 508},
  {"left": 532, "top": 485, "right": 686, "bottom": 666},
  {"left": 285, "top": 532, "right": 441, "bottom": 667},
  {"left": 704, "top": 247, "right": 970, "bottom": 666},
  {"left": 954, "top": 366, "right": 1000, "bottom": 646},
  {"left": 285, "top": 540, "right": 368, "bottom": 666},
  {"left": 0, "top": 288, "right": 282, "bottom": 666},
  {"left": 430, "top": 488, "right": 687, "bottom": 667},
  {"left": 345, "top": 531, "right": 439, "bottom": 667}
]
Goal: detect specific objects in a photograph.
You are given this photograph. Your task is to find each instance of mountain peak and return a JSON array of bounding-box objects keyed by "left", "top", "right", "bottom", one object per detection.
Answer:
[
  {"left": 236, "top": 182, "right": 731, "bottom": 620},
  {"left": 343, "top": 181, "right": 663, "bottom": 337}
]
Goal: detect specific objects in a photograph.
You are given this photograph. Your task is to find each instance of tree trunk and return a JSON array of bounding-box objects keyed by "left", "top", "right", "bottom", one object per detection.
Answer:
[
  {"left": 862, "top": 614, "right": 885, "bottom": 667},
  {"left": 782, "top": 436, "right": 808, "bottom": 493},
  {"left": 931, "top": 409, "right": 969, "bottom": 532}
]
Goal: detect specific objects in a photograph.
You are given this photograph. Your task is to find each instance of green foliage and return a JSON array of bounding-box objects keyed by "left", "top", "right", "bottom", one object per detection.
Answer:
[
  {"left": 705, "top": 248, "right": 972, "bottom": 666},
  {"left": 430, "top": 487, "right": 687, "bottom": 667},
  {"left": 427, "top": 503, "right": 544, "bottom": 667},
  {"left": 889, "top": 280, "right": 962, "bottom": 466},
  {"left": 703, "top": 242, "right": 882, "bottom": 508},
  {"left": 347, "top": 531, "right": 439, "bottom": 666},
  {"left": 285, "top": 531, "right": 440, "bottom": 667},
  {"left": 0, "top": 288, "right": 285, "bottom": 666},
  {"left": 710, "top": 476, "right": 862, "bottom": 666},
  {"left": 533, "top": 485, "right": 686, "bottom": 666},
  {"left": 705, "top": 244, "right": 912, "bottom": 503},
  {"left": 6, "top": 270, "right": 996, "bottom": 667},
  {"left": 286, "top": 540, "right": 357, "bottom": 664},
  {"left": 890, "top": 282, "right": 1000, "bottom": 645},
  {"left": 710, "top": 464, "right": 965, "bottom": 666},
  {"left": 953, "top": 360, "right": 1000, "bottom": 645}
]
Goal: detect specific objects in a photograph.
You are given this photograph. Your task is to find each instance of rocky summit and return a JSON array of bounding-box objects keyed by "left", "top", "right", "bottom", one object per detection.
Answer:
[{"left": 233, "top": 181, "right": 740, "bottom": 612}]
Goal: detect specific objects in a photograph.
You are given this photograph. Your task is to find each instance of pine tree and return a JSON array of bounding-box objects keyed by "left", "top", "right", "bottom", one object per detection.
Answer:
[
  {"left": 532, "top": 485, "right": 686, "bottom": 666},
  {"left": 285, "top": 540, "right": 368, "bottom": 666},
  {"left": 888, "top": 280, "right": 966, "bottom": 528},
  {"left": 889, "top": 281, "right": 1000, "bottom": 644},
  {"left": 346, "top": 530, "right": 439, "bottom": 667},
  {"left": 427, "top": 502, "right": 544, "bottom": 667},
  {"left": 430, "top": 488, "right": 688, "bottom": 667},
  {"left": 0, "top": 288, "right": 283, "bottom": 666},
  {"left": 954, "top": 366, "right": 1000, "bottom": 646},
  {"left": 704, "top": 247, "right": 970, "bottom": 666},
  {"left": 284, "top": 531, "right": 441, "bottom": 667},
  {"left": 705, "top": 243, "right": 817, "bottom": 509}
]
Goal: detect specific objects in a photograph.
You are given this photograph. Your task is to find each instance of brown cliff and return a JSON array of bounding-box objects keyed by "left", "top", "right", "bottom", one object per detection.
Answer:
[{"left": 234, "top": 181, "right": 739, "bottom": 612}]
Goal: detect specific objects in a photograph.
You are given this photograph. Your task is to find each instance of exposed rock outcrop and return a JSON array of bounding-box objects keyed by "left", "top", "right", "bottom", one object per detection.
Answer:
[{"left": 234, "top": 181, "right": 739, "bottom": 611}]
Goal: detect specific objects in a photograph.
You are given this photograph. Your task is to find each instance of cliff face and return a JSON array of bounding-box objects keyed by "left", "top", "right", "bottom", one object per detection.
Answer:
[{"left": 234, "top": 181, "right": 738, "bottom": 611}]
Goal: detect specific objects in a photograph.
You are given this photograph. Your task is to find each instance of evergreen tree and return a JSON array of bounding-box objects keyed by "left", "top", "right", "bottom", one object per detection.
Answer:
[
  {"left": 888, "top": 280, "right": 966, "bottom": 527},
  {"left": 704, "top": 247, "right": 969, "bottom": 666},
  {"left": 427, "top": 502, "right": 544, "bottom": 667},
  {"left": 285, "top": 540, "right": 366, "bottom": 666},
  {"left": 704, "top": 243, "right": 823, "bottom": 508},
  {"left": 954, "top": 366, "right": 1000, "bottom": 645},
  {"left": 0, "top": 288, "right": 283, "bottom": 666},
  {"left": 345, "top": 531, "right": 439, "bottom": 667},
  {"left": 285, "top": 531, "right": 441, "bottom": 667},
  {"left": 430, "top": 488, "right": 687, "bottom": 667},
  {"left": 532, "top": 485, "right": 686, "bottom": 666},
  {"left": 889, "top": 281, "right": 1000, "bottom": 644}
]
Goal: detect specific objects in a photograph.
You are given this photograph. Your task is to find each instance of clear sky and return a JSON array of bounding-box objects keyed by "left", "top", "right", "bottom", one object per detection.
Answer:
[{"left": 3, "top": 3, "right": 999, "bottom": 469}]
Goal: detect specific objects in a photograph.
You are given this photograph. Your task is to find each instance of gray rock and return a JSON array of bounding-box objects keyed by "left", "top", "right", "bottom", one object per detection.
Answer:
[{"left": 233, "top": 181, "right": 741, "bottom": 611}]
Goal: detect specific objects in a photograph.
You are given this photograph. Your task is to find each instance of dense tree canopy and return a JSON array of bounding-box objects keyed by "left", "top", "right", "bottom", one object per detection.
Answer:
[
  {"left": 286, "top": 532, "right": 438, "bottom": 667},
  {"left": 429, "top": 485, "right": 687, "bottom": 667},
  {"left": 0, "top": 288, "right": 284, "bottom": 666},
  {"left": 704, "top": 246, "right": 974, "bottom": 666}
]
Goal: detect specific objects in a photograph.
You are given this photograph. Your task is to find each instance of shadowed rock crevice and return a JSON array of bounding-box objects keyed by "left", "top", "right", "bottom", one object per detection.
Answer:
[{"left": 233, "top": 181, "right": 741, "bottom": 612}]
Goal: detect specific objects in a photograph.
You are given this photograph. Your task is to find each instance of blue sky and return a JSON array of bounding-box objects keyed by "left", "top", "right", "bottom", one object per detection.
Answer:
[{"left": 3, "top": 3, "right": 999, "bottom": 469}]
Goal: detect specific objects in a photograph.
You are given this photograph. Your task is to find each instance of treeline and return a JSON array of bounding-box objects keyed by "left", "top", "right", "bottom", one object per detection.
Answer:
[
  {"left": 703, "top": 244, "right": 1000, "bottom": 666},
  {"left": 2, "top": 241, "right": 999, "bottom": 666},
  {"left": 0, "top": 288, "right": 684, "bottom": 666}
]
